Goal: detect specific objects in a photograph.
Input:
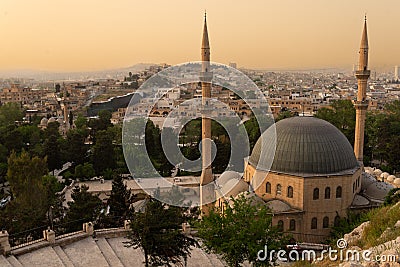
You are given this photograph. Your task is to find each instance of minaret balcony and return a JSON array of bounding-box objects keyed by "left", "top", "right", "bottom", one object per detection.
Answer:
[
  {"left": 355, "top": 70, "right": 370, "bottom": 79},
  {"left": 354, "top": 100, "right": 369, "bottom": 109}
]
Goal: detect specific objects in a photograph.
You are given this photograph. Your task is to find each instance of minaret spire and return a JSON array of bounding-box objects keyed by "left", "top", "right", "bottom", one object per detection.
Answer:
[
  {"left": 354, "top": 16, "right": 370, "bottom": 162},
  {"left": 199, "top": 12, "right": 214, "bottom": 215}
]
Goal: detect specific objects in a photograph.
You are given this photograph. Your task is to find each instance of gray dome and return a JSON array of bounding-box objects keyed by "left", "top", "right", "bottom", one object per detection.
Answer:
[{"left": 249, "top": 117, "right": 359, "bottom": 176}]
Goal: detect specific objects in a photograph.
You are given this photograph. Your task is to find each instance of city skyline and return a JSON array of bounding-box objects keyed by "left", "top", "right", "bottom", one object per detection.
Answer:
[{"left": 1, "top": 0, "right": 400, "bottom": 72}]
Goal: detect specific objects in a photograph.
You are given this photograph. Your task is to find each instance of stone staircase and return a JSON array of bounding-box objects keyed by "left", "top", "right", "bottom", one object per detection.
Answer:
[{"left": 1, "top": 236, "right": 226, "bottom": 267}]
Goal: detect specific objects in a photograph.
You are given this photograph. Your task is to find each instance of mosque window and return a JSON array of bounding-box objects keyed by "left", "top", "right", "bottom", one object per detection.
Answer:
[
  {"left": 277, "top": 220, "right": 284, "bottom": 231},
  {"left": 313, "top": 188, "right": 319, "bottom": 200},
  {"left": 266, "top": 182, "right": 271, "bottom": 194},
  {"left": 324, "top": 187, "right": 331, "bottom": 199},
  {"left": 323, "top": 217, "right": 329, "bottom": 228},
  {"left": 289, "top": 219, "right": 296, "bottom": 231},
  {"left": 311, "top": 218, "right": 317, "bottom": 229},
  {"left": 276, "top": 184, "right": 282, "bottom": 195},
  {"left": 287, "top": 186, "right": 293, "bottom": 198},
  {"left": 336, "top": 186, "right": 342, "bottom": 198}
]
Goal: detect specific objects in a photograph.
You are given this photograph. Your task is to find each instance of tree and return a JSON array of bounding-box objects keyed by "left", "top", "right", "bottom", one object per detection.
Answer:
[
  {"left": 65, "top": 129, "right": 87, "bottom": 165},
  {"left": 74, "top": 114, "right": 88, "bottom": 130},
  {"left": 106, "top": 174, "right": 132, "bottom": 226},
  {"left": 74, "top": 163, "right": 95, "bottom": 180},
  {"left": 92, "top": 130, "right": 115, "bottom": 174},
  {"left": 43, "top": 132, "right": 63, "bottom": 172},
  {"left": 315, "top": 100, "right": 356, "bottom": 145},
  {"left": 125, "top": 198, "right": 197, "bottom": 267},
  {"left": 69, "top": 111, "right": 74, "bottom": 128},
  {"left": 2, "top": 151, "right": 49, "bottom": 235},
  {"left": 64, "top": 185, "right": 103, "bottom": 232},
  {"left": 244, "top": 118, "right": 261, "bottom": 152},
  {"left": 0, "top": 102, "right": 23, "bottom": 126},
  {"left": 196, "top": 194, "right": 287, "bottom": 267}
]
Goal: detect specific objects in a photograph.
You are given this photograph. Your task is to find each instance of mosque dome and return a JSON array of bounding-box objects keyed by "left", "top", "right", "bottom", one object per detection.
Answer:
[
  {"left": 380, "top": 172, "right": 390, "bottom": 179},
  {"left": 249, "top": 117, "right": 359, "bottom": 176},
  {"left": 218, "top": 179, "right": 248, "bottom": 199},
  {"left": 373, "top": 169, "right": 383, "bottom": 177},
  {"left": 48, "top": 117, "right": 56, "bottom": 124},
  {"left": 387, "top": 175, "right": 396, "bottom": 183},
  {"left": 40, "top": 117, "right": 48, "bottom": 126},
  {"left": 216, "top": 171, "right": 241, "bottom": 186},
  {"left": 266, "top": 199, "right": 292, "bottom": 212}
]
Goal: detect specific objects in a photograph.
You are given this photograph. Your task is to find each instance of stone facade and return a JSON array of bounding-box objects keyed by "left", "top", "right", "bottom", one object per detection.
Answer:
[{"left": 244, "top": 160, "right": 362, "bottom": 242}]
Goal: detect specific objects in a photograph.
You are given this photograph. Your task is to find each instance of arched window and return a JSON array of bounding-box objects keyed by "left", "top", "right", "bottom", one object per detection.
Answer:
[
  {"left": 325, "top": 187, "right": 331, "bottom": 199},
  {"left": 313, "top": 188, "right": 319, "bottom": 200},
  {"left": 289, "top": 219, "right": 296, "bottom": 231},
  {"left": 323, "top": 216, "right": 329, "bottom": 228},
  {"left": 334, "top": 216, "right": 341, "bottom": 227},
  {"left": 336, "top": 186, "right": 342, "bottom": 198},
  {"left": 287, "top": 186, "right": 293, "bottom": 198},
  {"left": 277, "top": 220, "right": 284, "bottom": 231},
  {"left": 353, "top": 182, "right": 355, "bottom": 193},
  {"left": 311, "top": 217, "right": 317, "bottom": 229},
  {"left": 266, "top": 182, "right": 271, "bottom": 194},
  {"left": 276, "top": 184, "right": 282, "bottom": 195}
]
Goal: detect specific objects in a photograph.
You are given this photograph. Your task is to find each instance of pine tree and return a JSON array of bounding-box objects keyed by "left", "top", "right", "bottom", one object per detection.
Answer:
[
  {"left": 125, "top": 198, "right": 197, "bottom": 267},
  {"left": 64, "top": 185, "right": 103, "bottom": 232},
  {"left": 107, "top": 174, "right": 132, "bottom": 226},
  {"left": 196, "top": 194, "right": 288, "bottom": 267}
]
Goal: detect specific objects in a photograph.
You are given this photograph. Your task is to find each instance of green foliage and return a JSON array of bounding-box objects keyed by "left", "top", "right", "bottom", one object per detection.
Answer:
[
  {"left": 74, "top": 163, "right": 95, "bottom": 180},
  {"left": 64, "top": 185, "right": 103, "bottom": 232},
  {"left": 315, "top": 100, "right": 355, "bottom": 145},
  {"left": 365, "top": 101, "right": 400, "bottom": 171},
  {"left": 105, "top": 174, "right": 132, "bottom": 226},
  {"left": 329, "top": 211, "right": 369, "bottom": 243},
  {"left": 125, "top": 198, "right": 197, "bottom": 267},
  {"left": 361, "top": 203, "right": 400, "bottom": 247},
  {"left": 0, "top": 102, "right": 24, "bottom": 126},
  {"left": 65, "top": 129, "right": 87, "bottom": 165},
  {"left": 243, "top": 118, "right": 261, "bottom": 152},
  {"left": 196, "top": 194, "right": 287, "bottom": 267},
  {"left": 276, "top": 110, "right": 294, "bottom": 121},
  {"left": 384, "top": 188, "right": 400, "bottom": 206},
  {"left": 74, "top": 114, "right": 87, "bottom": 130},
  {"left": 92, "top": 130, "right": 115, "bottom": 175},
  {"left": 1, "top": 151, "right": 51, "bottom": 234},
  {"left": 43, "top": 132, "right": 63, "bottom": 172}
]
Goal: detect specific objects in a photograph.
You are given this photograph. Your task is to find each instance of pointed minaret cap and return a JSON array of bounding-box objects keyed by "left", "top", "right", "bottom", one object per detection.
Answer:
[
  {"left": 360, "top": 15, "right": 368, "bottom": 49},
  {"left": 202, "top": 11, "right": 210, "bottom": 49}
]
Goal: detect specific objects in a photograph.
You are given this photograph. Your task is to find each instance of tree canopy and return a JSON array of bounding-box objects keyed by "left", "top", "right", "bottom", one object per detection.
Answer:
[
  {"left": 196, "top": 194, "right": 287, "bottom": 267},
  {"left": 125, "top": 198, "right": 197, "bottom": 267}
]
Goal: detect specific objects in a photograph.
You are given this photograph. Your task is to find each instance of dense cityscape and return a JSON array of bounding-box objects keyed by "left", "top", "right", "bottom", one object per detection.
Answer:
[{"left": 1, "top": 2, "right": 400, "bottom": 267}]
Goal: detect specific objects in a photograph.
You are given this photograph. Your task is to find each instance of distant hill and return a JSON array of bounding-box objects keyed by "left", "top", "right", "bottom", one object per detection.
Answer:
[{"left": 0, "top": 63, "right": 155, "bottom": 80}]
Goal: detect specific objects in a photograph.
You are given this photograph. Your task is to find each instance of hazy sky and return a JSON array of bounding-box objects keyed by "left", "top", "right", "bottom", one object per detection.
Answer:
[{"left": 0, "top": 0, "right": 399, "bottom": 72}]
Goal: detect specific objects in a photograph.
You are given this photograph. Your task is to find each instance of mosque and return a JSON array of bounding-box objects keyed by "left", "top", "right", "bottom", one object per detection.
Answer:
[
  {"left": 0, "top": 14, "right": 395, "bottom": 266},
  {"left": 201, "top": 16, "right": 393, "bottom": 242}
]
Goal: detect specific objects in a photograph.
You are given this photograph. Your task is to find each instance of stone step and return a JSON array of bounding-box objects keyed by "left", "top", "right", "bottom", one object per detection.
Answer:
[
  {"left": 203, "top": 250, "right": 225, "bottom": 267},
  {"left": 106, "top": 237, "right": 144, "bottom": 267},
  {"left": 17, "top": 246, "right": 65, "bottom": 267},
  {"left": 187, "top": 247, "right": 215, "bottom": 267},
  {"left": 62, "top": 237, "right": 109, "bottom": 267},
  {"left": 6, "top": 255, "right": 23, "bottom": 267},
  {"left": 0, "top": 255, "right": 13, "bottom": 267},
  {"left": 95, "top": 238, "right": 124, "bottom": 267},
  {"left": 53, "top": 246, "right": 75, "bottom": 267}
]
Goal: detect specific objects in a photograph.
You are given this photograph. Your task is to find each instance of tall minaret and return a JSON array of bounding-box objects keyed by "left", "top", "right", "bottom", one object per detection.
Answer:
[
  {"left": 354, "top": 16, "right": 370, "bottom": 162},
  {"left": 199, "top": 12, "right": 214, "bottom": 214}
]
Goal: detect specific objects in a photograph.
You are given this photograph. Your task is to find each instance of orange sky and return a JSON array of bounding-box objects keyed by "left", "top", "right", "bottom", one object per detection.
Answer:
[{"left": 0, "top": 0, "right": 399, "bottom": 72}]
